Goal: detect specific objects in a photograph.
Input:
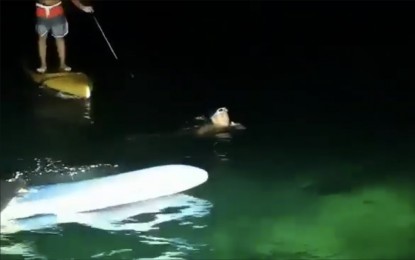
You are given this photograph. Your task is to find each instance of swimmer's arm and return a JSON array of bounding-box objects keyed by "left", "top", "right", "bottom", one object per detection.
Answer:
[{"left": 230, "top": 121, "right": 246, "bottom": 130}]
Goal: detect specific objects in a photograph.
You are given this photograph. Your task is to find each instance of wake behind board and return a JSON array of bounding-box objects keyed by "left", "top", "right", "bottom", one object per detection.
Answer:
[
  {"left": 1, "top": 164, "right": 208, "bottom": 222},
  {"left": 25, "top": 68, "right": 92, "bottom": 99}
]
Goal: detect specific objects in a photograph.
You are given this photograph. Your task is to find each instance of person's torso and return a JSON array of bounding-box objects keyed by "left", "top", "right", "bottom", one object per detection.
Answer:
[{"left": 38, "top": 0, "right": 62, "bottom": 6}]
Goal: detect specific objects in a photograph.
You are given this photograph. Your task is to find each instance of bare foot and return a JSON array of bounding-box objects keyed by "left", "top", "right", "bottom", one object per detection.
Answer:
[
  {"left": 36, "top": 66, "right": 47, "bottom": 73},
  {"left": 59, "top": 65, "right": 72, "bottom": 72}
]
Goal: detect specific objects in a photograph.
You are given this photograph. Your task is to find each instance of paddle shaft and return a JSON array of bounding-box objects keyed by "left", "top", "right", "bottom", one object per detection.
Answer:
[
  {"left": 93, "top": 15, "right": 119, "bottom": 60},
  {"left": 92, "top": 14, "right": 136, "bottom": 78}
]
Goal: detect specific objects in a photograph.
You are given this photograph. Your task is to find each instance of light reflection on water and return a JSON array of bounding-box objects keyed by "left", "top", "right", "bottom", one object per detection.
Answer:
[
  {"left": 34, "top": 91, "right": 94, "bottom": 126},
  {"left": 1, "top": 194, "right": 212, "bottom": 259}
]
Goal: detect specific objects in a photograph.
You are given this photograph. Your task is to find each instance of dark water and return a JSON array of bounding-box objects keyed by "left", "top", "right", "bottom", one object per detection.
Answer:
[{"left": 1, "top": 1, "right": 415, "bottom": 259}]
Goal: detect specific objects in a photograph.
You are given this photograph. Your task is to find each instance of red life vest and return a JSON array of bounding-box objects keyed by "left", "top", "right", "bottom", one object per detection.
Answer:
[{"left": 36, "top": 1, "right": 64, "bottom": 19}]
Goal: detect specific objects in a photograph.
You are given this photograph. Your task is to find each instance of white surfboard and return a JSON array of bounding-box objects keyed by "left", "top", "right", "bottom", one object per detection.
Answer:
[
  {"left": 1, "top": 193, "right": 213, "bottom": 235},
  {"left": 1, "top": 164, "right": 208, "bottom": 222}
]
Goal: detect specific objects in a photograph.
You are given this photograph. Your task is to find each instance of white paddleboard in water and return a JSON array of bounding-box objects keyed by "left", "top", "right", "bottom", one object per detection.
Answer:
[
  {"left": 1, "top": 164, "right": 208, "bottom": 222},
  {"left": 1, "top": 193, "right": 213, "bottom": 235}
]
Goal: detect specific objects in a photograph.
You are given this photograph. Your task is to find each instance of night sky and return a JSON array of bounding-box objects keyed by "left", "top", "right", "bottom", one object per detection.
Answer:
[{"left": 1, "top": 1, "right": 414, "bottom": 126}]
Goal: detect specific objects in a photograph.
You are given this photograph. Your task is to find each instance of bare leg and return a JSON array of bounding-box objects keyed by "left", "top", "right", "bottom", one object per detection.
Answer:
[
  {"left": 37, "top": 35, "right": 47, "bottom": 73},
  {"left": 55, "top": 37, "right": 71, "bottom": 71}
]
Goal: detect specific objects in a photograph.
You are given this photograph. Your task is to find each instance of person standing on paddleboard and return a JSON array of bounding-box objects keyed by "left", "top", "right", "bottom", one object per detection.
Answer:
[{"left": 35, "top": 0, "right": 94, "bottom": 73}]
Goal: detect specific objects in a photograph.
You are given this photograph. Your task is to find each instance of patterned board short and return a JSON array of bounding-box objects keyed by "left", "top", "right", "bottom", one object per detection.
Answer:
[{"left": 36, "top": 15, "right": 68, "bottom": 38}]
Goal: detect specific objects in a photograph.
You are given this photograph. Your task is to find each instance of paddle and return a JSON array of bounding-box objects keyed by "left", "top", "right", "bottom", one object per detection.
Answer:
[{"left": 92, "top": 13, "right": 135, "bottom": 79}]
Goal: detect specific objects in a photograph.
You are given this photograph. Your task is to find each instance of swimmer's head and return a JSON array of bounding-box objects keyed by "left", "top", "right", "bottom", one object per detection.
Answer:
[{"left": 210, "top": 107, "right": 230, "bottom": 127}]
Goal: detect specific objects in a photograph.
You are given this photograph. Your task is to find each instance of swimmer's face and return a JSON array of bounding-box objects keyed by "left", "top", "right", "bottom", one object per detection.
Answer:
[{"left": 210, "top": 107, "right": 230, "bottom": 127}]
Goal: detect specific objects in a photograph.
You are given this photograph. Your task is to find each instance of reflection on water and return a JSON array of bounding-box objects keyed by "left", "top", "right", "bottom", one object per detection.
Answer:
[
  {"left": 213, "top": 139, "right": 232, "bottom": 162},
  {"left": 0, "top": 239, "right": 37, "bottom": 259},
  {"left": 1, "top": 194, "right": 212, "bottom": 259},
  {"left": 64, "top": 193, "right": 212, "bottom": 232},
  {"left": 33, "top": 90, "right": 93, "bottom": 126}
]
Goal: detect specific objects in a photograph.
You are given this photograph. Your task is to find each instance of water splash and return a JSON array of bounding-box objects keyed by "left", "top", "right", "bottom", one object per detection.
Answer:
[
  {"left": 82, "top": 99, "right": 94, "bottom": 124},
  {"left": 11, "top": 157, "right": 119, "bottom": 185}
]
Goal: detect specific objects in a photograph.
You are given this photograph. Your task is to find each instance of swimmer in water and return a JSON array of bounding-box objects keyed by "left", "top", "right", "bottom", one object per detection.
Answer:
[
  {"left": 124, "top": 107, "right": 245, "bottom": 141},
  {"left": 195, "top": 107, "right": 246, "bottom": 136},
  {"left": 35, "top": 0, "right": 94, "bottom": 73}
]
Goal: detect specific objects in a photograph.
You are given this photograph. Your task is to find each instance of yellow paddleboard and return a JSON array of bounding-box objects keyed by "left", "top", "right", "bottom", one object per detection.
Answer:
[{"left": 25, "top": 69, "right": 92, "bottom": 99}]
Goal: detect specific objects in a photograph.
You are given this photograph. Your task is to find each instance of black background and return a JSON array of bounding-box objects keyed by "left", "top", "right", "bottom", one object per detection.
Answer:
[{"left": 1, "top": 1, "right": 414, "bottom": 127}]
